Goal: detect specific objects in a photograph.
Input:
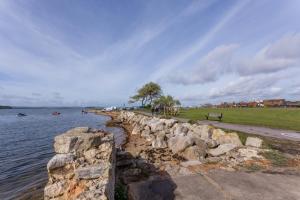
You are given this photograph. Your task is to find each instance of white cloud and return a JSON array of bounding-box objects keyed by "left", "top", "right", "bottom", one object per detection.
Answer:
[
  {"left": 165, "top": 33, "right": 300, "bottom": 87},
  {"left": 0, "top": 0, "right": 217, "bottom": 106},
  {"left": 149, "top": 0, "right": 250, "bottom": 82},
  {"left": 237, "top": 33, "right": 300, "bottom": 75},
  {"left": 166, "top": 44, "right": 238, "bottom": 84}
]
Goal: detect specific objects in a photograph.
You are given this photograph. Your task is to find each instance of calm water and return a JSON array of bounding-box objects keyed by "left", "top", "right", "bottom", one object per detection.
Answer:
[{"left": 0, "top": 108, "right": 124, "bottom": 200}]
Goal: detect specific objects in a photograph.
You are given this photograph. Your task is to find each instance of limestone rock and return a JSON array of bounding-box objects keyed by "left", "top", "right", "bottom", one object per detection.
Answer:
[
  {"left": 147, "top": 118, "right": 164, "bottom": 132},
  {"left": 163, "top": 119, "right": 177, "bottom": 128},
  {"left": 218, "top": 132, "right": 242, "bottom": 146},
  {"left": 84, "top": 149, "right": 97, "bottom": 163},
  {"left": 152, "top": 134, "right": 167, "bottom": 149},
  {"left": 208, "top": 143, "right": 238, "bottom": 157},
  {"left": 132, "top": 125, "right": 142, "bottom": 135},
  {"left": 174, "top": 124, "right": 188, "bottom": 136},
  {"left": 54, "top": 134, "right": 78, "bottom": 154},
  {"left": 180, "top": 160, "right": 202, "bottom": 167},
  {"left": 193, "top": 125, "right": 211, "bottom": 140},
  {"left": 54, "top": 130, "right": 106, "bottom": 154},
  {"left": 141, "top": 129, "right": 151, "bottom": 138},
  {"left": 44, "top": 181, "right": 66, "bottom": 199},
  {"left": 47, "top": 153, "right": 75, "bottom": 171},
  {"left": 246, "top": 137, "right": 263, "bottom": 148},
  {"left": 45, "top": 128, "right": 115, "bottom": 200},
  {"left": 66, "top": 127, "right": 90, "bottom": 133},
  {"left": 168, "top": 135, "right": 194, "bottom": 153},
  {"left": 238, "top": 148, "right": 263, "bottom": 160},
  {"left": 75, "top": 165, "right": 108, "bottom": 180},
  {"left": 182, "top": 145, "right": 206, "bottom": 160},
  {"left": 211, "top": 129, "right": 226, "bottom": 141}
]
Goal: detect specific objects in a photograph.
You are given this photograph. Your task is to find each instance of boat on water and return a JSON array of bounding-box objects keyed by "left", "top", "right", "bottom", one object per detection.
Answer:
[
  {"left": 17, "top": 113, "right": 27, "bottom": 117},
  {"left": 52, "top": 112, "right": 61, "bottom": 116}
]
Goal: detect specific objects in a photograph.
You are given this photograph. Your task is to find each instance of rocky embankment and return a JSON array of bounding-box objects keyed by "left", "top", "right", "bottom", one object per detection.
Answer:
[
  {"left": 44, "top": 111, "right": 294, "bottom": 200},
  {"left": 117, "top": 111, "right": 266, "bottom": 176},
  {"left": 44, "top": 127, "right": 115, "bottom": 200}
]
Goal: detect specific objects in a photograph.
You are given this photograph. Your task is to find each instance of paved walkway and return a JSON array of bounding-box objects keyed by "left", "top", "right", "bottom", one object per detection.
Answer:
[
  {"left": 198, "top": 120, "right": 300, "bottom": 141},
  {"left": 128, "top": 170, "right": 300, "bottom": 200},
  {"left": 135, "top": 111, "right": 300, "bottom": 141}
]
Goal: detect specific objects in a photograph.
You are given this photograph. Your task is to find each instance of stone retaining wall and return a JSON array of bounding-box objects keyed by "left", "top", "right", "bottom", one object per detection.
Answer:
[
  {"left": 118, "top": 111, "right": 264, "bottom": 168},
  {"left": 44, "top": 127, "right": 115, "bottom": 200}
]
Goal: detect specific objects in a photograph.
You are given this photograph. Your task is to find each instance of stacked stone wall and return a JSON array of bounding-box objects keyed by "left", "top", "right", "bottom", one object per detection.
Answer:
[{"left": 44, "top": 127, "right": 115, "bottom": 200}]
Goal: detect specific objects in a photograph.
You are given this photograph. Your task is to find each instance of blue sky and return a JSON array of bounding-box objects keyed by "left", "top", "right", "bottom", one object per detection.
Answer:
[{"left": 0, "top": 0, "right": 300, "bottom": 106}]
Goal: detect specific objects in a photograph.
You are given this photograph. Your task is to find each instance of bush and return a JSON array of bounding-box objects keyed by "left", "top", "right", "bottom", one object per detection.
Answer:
[{"left": 261, "top": 150, "right": 288, "bottom": 167}]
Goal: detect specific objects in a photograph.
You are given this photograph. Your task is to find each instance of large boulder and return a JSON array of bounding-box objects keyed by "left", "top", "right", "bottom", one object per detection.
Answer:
[
  {"left": 163, "top": 119, "right": 177, "bottom": 128},
  {"left": 237, "top": 148, "right": 263, "bottom": 161},
  {"left": 147, "top": 118, "right": 165, "bottom": 132},
  {"left": 132, "top": 125, "right": 142, "bottom": 135},
  {"left": 182, "top": 145, "right": 206, "bottom": 160},
  {"left": 141, "top": 129, "right": 151, "bottom": 138},
  {"left": 208, "top": 144, "right": 238, "bottom": 157},
  {"left": 168, "top": 135, "right": 194, "bottom": 153},
  {"left": 218, "top": 132, "right": 242, "bottom": 146},
  {"left": 211, "top": 129, "right": 226, "bottom": 141},
  {"left": 152, "top": 137, "right": 167, "bottom": 149},
  {"left": 140, "top": 116, "right": 150, "bottom": 126},
  {"left": 152, "top": 131, "right": 167, "bottom": 148},
  {"left": 54, "top": 129, "right": 106, "bottom": 154},
  {"left": 173, "top": 124, "right": 188, "bottom": 136},
  {"left": 245, "top": 137, "right": 263, "bottom": 148},
  {"left": 192, "top": 125, "right": 211, "bottom": 140}
]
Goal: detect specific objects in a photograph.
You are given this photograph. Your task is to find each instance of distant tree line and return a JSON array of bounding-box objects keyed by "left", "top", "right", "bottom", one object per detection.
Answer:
[{"left": 0, "top": 105, "right": 12, "bottom": 109}]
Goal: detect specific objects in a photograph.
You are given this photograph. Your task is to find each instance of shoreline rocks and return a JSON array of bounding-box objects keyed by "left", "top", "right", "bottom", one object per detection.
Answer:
[{"left": 117, "top": 111, "right": 265, "bottom": 169}]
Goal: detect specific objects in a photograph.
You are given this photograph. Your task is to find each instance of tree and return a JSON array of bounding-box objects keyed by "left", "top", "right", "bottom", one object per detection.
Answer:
[
  {"left": 129, "top": 82, "right": 162, "bottom": 106},
  {"left": 153, "top": 95, "right": 181, "bottom": 116}
]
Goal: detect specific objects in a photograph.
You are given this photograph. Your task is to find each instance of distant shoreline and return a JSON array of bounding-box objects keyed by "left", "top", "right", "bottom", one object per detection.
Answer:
[{"left": 0, "top": 106, "right": 12, "bottom": 109}]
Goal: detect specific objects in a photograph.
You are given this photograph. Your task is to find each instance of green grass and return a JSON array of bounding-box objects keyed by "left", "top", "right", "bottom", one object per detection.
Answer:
[
  {"left": 261, "top": 150, "right": 289, "bottom": 167},
  {"left": 178, "top": 108, "right": 300, "bottom": 131},
  {"left": 244, "top": 163, "right": 264, "bottom": 171}
]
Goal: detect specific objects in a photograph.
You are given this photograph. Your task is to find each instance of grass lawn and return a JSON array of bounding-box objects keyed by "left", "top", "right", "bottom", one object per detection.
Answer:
[{"left": 178, "top": 108, "right": 300, "bottom": 131}]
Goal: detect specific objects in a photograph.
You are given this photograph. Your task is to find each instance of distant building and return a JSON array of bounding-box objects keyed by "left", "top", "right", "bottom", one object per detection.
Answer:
[
  {"left": 285, "top": 101, "right": 300, "bottom": 107},
  {"left": 248, "top": 101, "right": 258, "bottom": 108},
  {"left": 263, "top": 99, "right": 286, "bottom": 107},
  {"left": 237, "top": 102, "right": 248, "bottom": 107}
]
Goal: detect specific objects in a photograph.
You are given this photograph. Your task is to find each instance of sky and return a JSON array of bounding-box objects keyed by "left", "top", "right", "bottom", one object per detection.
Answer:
[{"left": 0, "top": 0, "right": 300, "bottom": 107}]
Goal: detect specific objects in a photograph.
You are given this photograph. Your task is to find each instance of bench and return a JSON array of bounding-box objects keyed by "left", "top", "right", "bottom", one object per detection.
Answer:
[{"left": 205, "top": 113, "right": 223, "bottom": 121}]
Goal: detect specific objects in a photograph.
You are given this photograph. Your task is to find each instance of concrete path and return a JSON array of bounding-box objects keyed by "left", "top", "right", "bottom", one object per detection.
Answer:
[
  {"left": 198, "top": 120, "right": 300, "bottom": 141},
  {"left": 128, "top": 170, "right": 300, "bottom": 200},
  {"left": 135, "top": 111, "right": 300, "bottom": 141}
]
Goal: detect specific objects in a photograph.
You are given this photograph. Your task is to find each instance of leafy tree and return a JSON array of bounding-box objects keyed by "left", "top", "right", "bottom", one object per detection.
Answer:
[
  {"left": 153, "top": 95, "right": 181, "bottom": 116},
  {"left": 129, "top": 82, "right": 162, "bottom": 106}
]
